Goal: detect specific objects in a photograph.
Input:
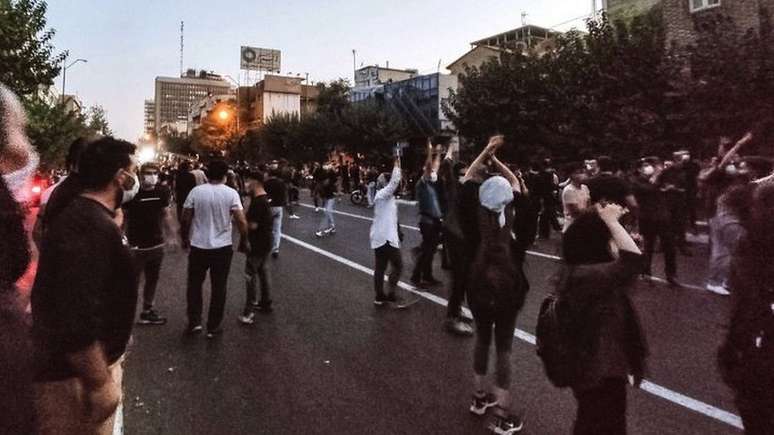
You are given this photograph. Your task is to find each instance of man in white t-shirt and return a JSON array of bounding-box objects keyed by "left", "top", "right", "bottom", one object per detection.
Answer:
[
  {"left": 561, "top": 162, "right": 590, "bottom": 232},
  {"left": 181, "top": 160, "right": 247, "bottom": 338}
]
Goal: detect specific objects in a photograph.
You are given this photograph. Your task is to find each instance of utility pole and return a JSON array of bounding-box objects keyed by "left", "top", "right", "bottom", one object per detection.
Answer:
[
  {"left": 180, "top": 21, "right": 184, "bottom": 77},
  {"left": 352, "top": 49, "right": 357, "bottom": 86},
  {"left": 61, "top": 53, "right": 67, "bottom": 105}
]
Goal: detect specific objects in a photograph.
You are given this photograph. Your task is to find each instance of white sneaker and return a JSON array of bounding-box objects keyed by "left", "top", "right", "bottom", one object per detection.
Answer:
[
  {"left": 314, "top": 207, "right": 320, "bottom": 212},
  {"left": 705, "top": 284, "right": 730, "bottom": 296},
  {"left": 289, "top": 214, "right": 301, "bottom": 220}
]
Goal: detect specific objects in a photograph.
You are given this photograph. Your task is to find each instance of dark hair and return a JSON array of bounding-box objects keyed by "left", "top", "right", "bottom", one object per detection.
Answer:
[
  {"left": 78, "top": 137, "right": 137, "bottom": 190},
  {"left": 207, "top": 159, "right": 229, "bottom": 181},
  {"left": 179, "top": 161, "right": 192, "bottom": 171},
  {"left": 564, "top": 161, "right": 585, "bottom": 175},
  {"left": 65, "top": 138, "right": 90, "bottom": 171},
  {"left": 597, "top": 156, "right": 616, "bottom": 173},
  {"left": 245, "top": 170, "right": 265, "bottom": 184},
  {"left": 562, "top": 211, "right": 614, "bottom": 265}
]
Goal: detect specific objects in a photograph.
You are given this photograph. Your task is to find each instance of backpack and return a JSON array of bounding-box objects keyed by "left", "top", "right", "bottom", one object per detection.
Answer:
[{"left": 536, "top": 266, "right": 579, "bottom": 388}]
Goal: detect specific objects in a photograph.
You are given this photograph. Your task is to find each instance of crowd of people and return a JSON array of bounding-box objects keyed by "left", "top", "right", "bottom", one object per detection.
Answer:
[{"left": 1, "top": 79, "right": 773, "bottom": 435}]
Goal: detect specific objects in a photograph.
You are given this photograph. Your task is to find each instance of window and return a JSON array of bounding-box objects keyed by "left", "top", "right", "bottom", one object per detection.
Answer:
[{"left": 690, "top": 0, "right": 720, "bottom": 13}]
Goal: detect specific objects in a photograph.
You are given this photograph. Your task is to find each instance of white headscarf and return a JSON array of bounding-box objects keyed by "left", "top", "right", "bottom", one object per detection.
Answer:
[{"left": 479, "top": 176, "right": 513, "bottom": 228}]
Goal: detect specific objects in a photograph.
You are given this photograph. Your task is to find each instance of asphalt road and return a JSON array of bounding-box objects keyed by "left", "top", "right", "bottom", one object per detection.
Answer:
[{"left": 118, "top": 193, "right": 739, "bottom": 435}]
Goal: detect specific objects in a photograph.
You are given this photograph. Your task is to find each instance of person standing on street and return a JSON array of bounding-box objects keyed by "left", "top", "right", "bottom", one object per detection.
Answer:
[
  {"left": 560, "top": 203, "right": 646, "bottom": 435},
  {"left": 264, "top": 169, "right": 288, "bottom": 258},
  {"left": 315, "top": 165, "right": 337, "bottom": 237},
  {"left": 561, "top": 162, "right": 590, "bottom": 233},
  {"left": 411, "top": 139, "right": 443, "bottom": 287},
  {"left": 370, "top": 156, "right": 416, "bottom": 308},
  {"left": 181, "top": 159, "right": 247, "bottom": 338},
  {"left": 124, "top": 162, "right": 177, "bottom": 325},
  {"left": 174, "top": 161, "right": 196, "bottom": 224},
  {"left": 238, "top": 171, "right": 274, "bottom": 325},
  {"left": 31, "top": 137, "right": 140, "bottom": 435}
]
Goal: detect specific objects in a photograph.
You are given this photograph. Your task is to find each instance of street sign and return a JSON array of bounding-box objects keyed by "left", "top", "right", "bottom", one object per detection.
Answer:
[{"left": 240, "top": 46, "right": 281, "bottom": 73}]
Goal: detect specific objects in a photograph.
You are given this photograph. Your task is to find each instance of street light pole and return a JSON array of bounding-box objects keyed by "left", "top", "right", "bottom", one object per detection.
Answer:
[
  {"left": 352, "top": 49, "right": 357, "bottom": 86},
  {"left": 61, "top": 55, "right": 88, "bottom": 105}
]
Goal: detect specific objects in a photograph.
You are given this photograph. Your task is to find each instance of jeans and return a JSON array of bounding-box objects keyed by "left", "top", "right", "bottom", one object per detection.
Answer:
[
  {"left": 707, "top": 216, "right": 745, "bottom": 287},
  {"left": 374, "top": 243, "right": 403, "bottom": 297},
  {"left": 640, "top": 219, "right": 677, "bottom": 278},
  {"left": 412, "top": 219, "right": 442, "bottom": 282},
  {"left": 471, "top": 301, "right": 519, "bottom": 388},
  {"left": 270, "top": 207, "right": 283, "bottom": 253},
  {"left": 444, "top": 230, "right": 470, "bottom": 319},
  {"left": 186, "top": 246, "right": 234, "bottom": 331},
  {"left": 318, "top": 198, "right": 335, "bottom": 231},
  {"left": 133, "top": 246, "right": 165, "bottom": 310},
  {"left": 573, "top": 377, "right": 627, "bottom": 435},
  {"left": 245, "top": 253, "right": 271, "bottom": 313}
]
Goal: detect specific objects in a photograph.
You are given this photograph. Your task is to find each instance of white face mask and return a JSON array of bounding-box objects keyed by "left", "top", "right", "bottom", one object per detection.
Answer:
[
  {"left": 143, "top": 174, "right": 158, "bottom": 187},
  {"left": 725, "top": 165, "right": 737, "bottom": 176},
  {"left": 642, "top": 165, "right": 655, "bottom": 176},
  {"left": 2, "top": 152, "right": 39, "bottom": 203},
  {"left": 429, "top": 171, "right": 438, "bottom": 183},
  {"left": 122, "top": 171, "right": 140, "bottom": 204}
]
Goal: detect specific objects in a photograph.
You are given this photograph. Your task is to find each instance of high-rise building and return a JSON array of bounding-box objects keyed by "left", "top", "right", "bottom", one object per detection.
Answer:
[
  {"left": 354, "top": 65, "right": 418, "bottom": 88},
  {"left": 144, "top": 99, "right": 155, "bottom": 136},
  {"left": 153, "top": 70, "right": 231, "bottom": 136}
]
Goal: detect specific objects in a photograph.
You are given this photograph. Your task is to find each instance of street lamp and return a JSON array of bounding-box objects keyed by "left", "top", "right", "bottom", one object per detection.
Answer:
[
  {"left": 61, "top": 55, "right": 87, "bottom": 104},
  {"left": 218, "top": 109, "right": 230, "bottom": 121}
]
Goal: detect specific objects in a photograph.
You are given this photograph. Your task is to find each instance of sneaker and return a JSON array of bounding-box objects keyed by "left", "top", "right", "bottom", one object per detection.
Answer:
[
  {"left": 470, "top": 393, "right": 498, "bottom": 416},
  {"left": 272, "top": 251, "right": 279, "bottom": 259},
  {"left": 238, "top": 312, "right": 256, "bottom": 325},
  {"left": 315, "top": 231, "right": 325, "bottom": 238},
  {"left": 327, "top": 227, "right": 336, "bottom": 235},
  {"left": 373, "top": 294, "right": 389, "bottom": 307},
  {"left": 314, "top": 207, "right": 320, "bottom": 212},
  {"left": 138, "top": 309, "right": 167, "bottom": 325},
  {"left": 706, "top": 284, "right": 731, "bottom": 296},
  {"left": 487, "top": 410, "right": 524, "bottom": 434},
  {"left": 186, "top": 324, "right": 203, "bottom": 335},
  {"left": 446, "top": 318, "right": 474, "bottom": 336},
  {"left": 289, "top": 214, "right": 301, "bottom": 220},
  {"left": 206, "top": 328, "right": 223, "bottom": 339}
]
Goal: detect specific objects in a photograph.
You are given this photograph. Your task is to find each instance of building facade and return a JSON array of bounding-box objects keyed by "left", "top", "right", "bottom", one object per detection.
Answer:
[
  {"left": 144, "top": 100, "right": 155, "bottom": 136},
  {"left": 235, "top": 75, "right": 319, "bottom": 128},
  {"left": 187, "top": 94, "right": 235, "bottom": 136},
  {"left": 153, "top": 71, "right": 231, "bottom": 136}
]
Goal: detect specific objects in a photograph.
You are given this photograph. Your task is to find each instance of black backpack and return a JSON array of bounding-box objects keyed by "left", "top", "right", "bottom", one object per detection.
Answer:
[{"left": 536, "top": 266, "right": 579, "bottom": 388}]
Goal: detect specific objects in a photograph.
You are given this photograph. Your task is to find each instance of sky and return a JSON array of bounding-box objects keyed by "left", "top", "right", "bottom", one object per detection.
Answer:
[{"left": 46, "top": 0, "right": 597, "bottom": 141}]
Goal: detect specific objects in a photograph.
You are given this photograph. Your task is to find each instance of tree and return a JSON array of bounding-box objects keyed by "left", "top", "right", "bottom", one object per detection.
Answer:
[
  {"left": 23, "top": 95, "right": 90, "bottom": 168},
  {"left": 0, "top": 0, "right": 66, "bottom": 96},
  {"left": 316, "top": 79, "right": 351, "bottom": 118},
  {"left": 86, "top": 105, "right": 112, "bottom": 136}
]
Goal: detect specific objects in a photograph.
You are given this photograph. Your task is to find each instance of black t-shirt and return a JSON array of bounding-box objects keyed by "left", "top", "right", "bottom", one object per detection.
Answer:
[
  {"left": 264, "top": 178, "right": 288, "bottom": 207},
  {"left": 320, "top": 172, "right": 337, "bottom": 199},
  {"left": 458, "top": 180, "right": 482, "bottom": 252},
  {"left": 31, "top": 196, "right": 138, "bottom": 381},
  {"left": 43, "top": 174, "right": 84, "bottom": 227},
  {"left": 247, "top": 194, "right": 273, "bottom": 256},
  {"left": 175, "top": 171, "right": 196, "bottom": 204},
  {"left": 124, "top": 185, "right": 171, "bottom": 248}
]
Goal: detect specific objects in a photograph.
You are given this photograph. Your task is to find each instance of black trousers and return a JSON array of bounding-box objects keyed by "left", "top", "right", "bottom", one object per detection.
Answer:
[
  {"left": 245, "top": 252, "right": 271, "bottom": 313},
  {"left": 444, "top": 230, "right": 469, "bottom": 319},
  {"left": 471, "top": 301, "right": 519, "bottom": 388},
  {"left": 641, "top": 219, "right": 677, "bottom": 278},
  {"left": 412, "top": 219, "right": 442, "bottom": 282},
  {"left": 374, "top": 243, "right": 403, "bottom": 297},
  {"left": 187, "top": 246, "right": 234, "bottom": 331},
  {"left": 133, "top": 246, "right": 164, "bottom": 310},
  {"left": 573, "top": 377, "right": 628, "bottom": 435},
  {"left": 538, "top": 196, "right": 561, "bottom": 239}
]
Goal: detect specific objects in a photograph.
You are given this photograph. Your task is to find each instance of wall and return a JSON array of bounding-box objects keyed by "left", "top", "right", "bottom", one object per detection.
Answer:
[
  {"left": 663, "top": 0, "right": 772, "bottom": 48},
  {"left": 447, "top": 46, "right": 502, "bottom": 76},
  {"left": 262, "top": 92, "right": 301, "bottom": 122}
]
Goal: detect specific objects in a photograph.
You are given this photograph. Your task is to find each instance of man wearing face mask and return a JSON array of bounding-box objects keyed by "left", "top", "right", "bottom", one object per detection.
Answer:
[
  {"left": 411, "top": 138, "right": 444, "bottom": 287},
  {"left": 31, "top": 137, "right": 139, "bottom": 435},
  {"left": 124, "top": 162, "right": 177, "bottom": 325}
]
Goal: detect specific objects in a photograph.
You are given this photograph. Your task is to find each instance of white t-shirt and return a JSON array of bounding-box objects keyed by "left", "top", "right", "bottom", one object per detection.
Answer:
[
  {"left": 183, "top": 183, "right": 243, "bottom": 249},
  {"left": 369, "top": 166, "right": 402, "bottom": 249},
  {"left": 562, "top": 183, "right": 590, "bottom": 232}
]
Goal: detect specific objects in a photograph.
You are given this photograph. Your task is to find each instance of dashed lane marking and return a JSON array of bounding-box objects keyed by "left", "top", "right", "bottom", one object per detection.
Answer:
[
  {"left": 281, "top": 233, "right": 743, "bottom": 430},
  {"left": 297, "top": 203, "right": 707, "bottom": 292}
]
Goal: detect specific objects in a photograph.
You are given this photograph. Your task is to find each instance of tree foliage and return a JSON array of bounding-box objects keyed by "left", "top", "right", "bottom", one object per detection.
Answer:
[{"left": 0, "top": 0, "right": 66, "bottom": 96}]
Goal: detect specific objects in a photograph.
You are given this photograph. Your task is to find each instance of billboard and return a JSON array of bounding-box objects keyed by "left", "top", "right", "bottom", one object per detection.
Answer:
[{"left": 240, "top": 46, "right": 281, "bottom": 72}]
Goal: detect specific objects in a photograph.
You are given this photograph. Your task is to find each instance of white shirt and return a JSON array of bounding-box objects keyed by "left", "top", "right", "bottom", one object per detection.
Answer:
[
  {"left": 191, "top": 169, "right": 208, "bottom": 186},
  {"left": 562, "top": 183, "right": 590, "bottom": 232},
  {"left": 183, "top": 183, "right": 243, "bottom": 249},
  {"left": 369, "top": 166, "right": 402, "bottom": 249}
]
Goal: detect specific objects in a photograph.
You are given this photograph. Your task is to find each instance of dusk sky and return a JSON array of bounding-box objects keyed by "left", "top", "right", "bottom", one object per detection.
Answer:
[{"left": 46, "top": 0, "right": 596, "bottom": 140}]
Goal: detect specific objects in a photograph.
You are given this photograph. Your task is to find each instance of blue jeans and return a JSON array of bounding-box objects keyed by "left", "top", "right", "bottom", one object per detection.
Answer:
[
  {"left": 270, "top": 207, "right": 283, "bottom": 253},
  {"left": 318, "top": 198, "right": 335, "bottom": 231}
]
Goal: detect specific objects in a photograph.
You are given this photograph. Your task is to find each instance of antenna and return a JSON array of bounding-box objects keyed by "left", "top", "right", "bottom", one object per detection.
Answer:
[
  {"left": 179, "top": 21, "right": 184, "bottom": 77},
  {"left": 437, "top": 59, "right": 442, "bottom": 73}
]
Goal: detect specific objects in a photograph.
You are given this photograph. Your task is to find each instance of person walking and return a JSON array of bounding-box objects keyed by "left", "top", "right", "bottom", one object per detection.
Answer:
[
  {"left": 238, "top": 171, "right": 274, "bottom": 325},
  {"left": 124, "top": 162, "right": 177, "bottom": 325},
  {"left": 31, "top": 137, "right": 140, "bottom": 435},
  {"left": 315, "top": 166, "right": 337, "bottom": 237},
  {"left": 181, "top": 159, "right": 248, "bottom": 338},
  {"left": 560, "top": 202, "right": 646, "bottom": 435},
  {"left": 264, "top": 169, "right": 288, "bottom": 258},
  {"left": 411, "top": 139, "right": 443, "bottom": 286},
  {"left": 561, "top": 162, "right": 590, "bottom": 233},
  {"left": 174, "top": 161, "right": 196, "bottom": 224}
]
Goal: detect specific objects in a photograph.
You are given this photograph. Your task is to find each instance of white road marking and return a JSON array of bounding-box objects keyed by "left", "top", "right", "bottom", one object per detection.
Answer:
[
  {"left": 281, "top": 233, "right": 743, "bottom": 430},
  {"left": 298, "top": 203, "right": 707, "bottom": 292}
]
